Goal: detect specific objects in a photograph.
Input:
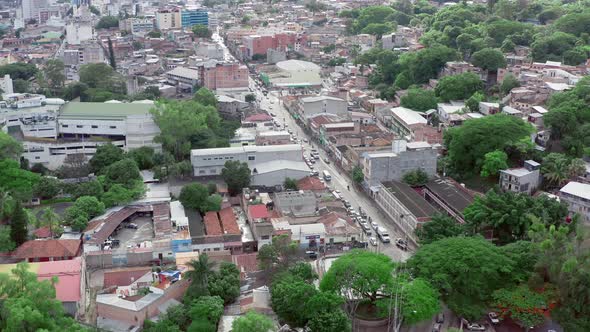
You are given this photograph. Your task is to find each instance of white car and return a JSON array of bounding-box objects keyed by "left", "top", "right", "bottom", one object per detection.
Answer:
[
  {"left": 488, "top": 312, "right": 500, "bottom": 324},
  {"left": 369, "top": 237, "right": 378, "bottom": 246},
  {"left": 371, "top": 222, "right": 379, "bottom": 230},
  {"left": 467, "top": 323, "right": 486, "bottom": 331}
]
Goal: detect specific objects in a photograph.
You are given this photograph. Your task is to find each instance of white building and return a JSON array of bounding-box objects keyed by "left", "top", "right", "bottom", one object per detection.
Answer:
[
  {"left": 165, "top": 67, "right": 200, "bottom": 90},
  {"left": 191, "top": 144, "right": 309, "bottom": 186},
  {"left": 560, "top": 182, "right": 590, "bottom": 225},
  {"left": 65, "top": 20, "right": 95, "bottom": 45},
  {"left": 21, "top": 0, "right": 48, "bottom": 21},
  {"left": 266, "top": 60, "right": 322, "bottom": 88},
  {"left": 155, "top": 9, "right": 181, "bottom": 30},
  {"left": 298, "top": 95, "right": 348, "bottom": 119},
  {"left": 0, "top": 74, "right": 13, "bottom": 95}
]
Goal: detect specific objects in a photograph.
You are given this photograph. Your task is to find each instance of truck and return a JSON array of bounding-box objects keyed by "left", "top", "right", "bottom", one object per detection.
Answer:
[
  {"left": 377, "top": 227, "right": 391, "bottom": 243},
  {"left": 323, "top": 170, "right": 332, "bottom": 181}
]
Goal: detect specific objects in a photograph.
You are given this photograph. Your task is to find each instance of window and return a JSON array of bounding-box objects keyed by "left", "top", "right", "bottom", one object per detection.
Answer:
[
  {"left": 109, "top": 126, "right": 116, "bottom": 129},
  {"left": 35, "top": 156, "right": 40, "bottom": 160},
  {"left": 62, "top": 124, "right": 69, "bottom": 128},
  {"left": 76, "top": 125, "right": 83, "bottom": 128},
  {"left": 248, "top": 156, "right": 255, "bottom": 161},
  {"left": 210, "top": 169, "right": 216, "bottom": 174},
  {"left": 261, "top": 235, "right": 270, "bottom": 240},
  {"left": 199, "top": 170, "right": 206, "bottom": 174},
  {"left": 91, "top": 125, "right": 98, "bottom": 129}
]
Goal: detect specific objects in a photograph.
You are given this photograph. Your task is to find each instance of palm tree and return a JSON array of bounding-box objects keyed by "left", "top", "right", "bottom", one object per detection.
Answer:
[
  {"left": 186, "top": 253, "right": 216, "bottom": 292},
  {"left": 541, "top": 153, "right": 570, "bottom": 187},
  {"left": 568, "top": 158, "right": 587, "bottom": 178},
  {"left": 40, "top": 207, "right": 60, "bottom": 238}
]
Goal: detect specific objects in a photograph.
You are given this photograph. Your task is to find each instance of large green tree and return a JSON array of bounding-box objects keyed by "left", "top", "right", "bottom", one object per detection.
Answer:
[
  {"left": 33, "top": 176, "right": 61, "bottom": 199},
  {"left": 444, "top": 114, "right": 533, "bottom": 177},
  {"left": 0, "top": 225, "right": 15, "bottom": 252},
  {"left": 208, "top": 262, "right": 240, "bottom": 305},
  {"left": 480, "top": 150, "right": 508, "bottom": 177},
  {"left": 400, "top": 88, "right": 438, "bottom": 112},
  {"left": 103, "top": 158, "right": 142, "bottom": 189},
  {"left": 221, "top": 161, "right": 251, "bottom": 196},
  {"left": 89, "top": 143, "right": 125, "bottom": 173},
  {"left": 232, "top": 311, "right": 275, "bottom": 332},
  {"left": 408, "top": 236, "right": 516, "bottom": 320},
  {"left": 192, "top": 24, "right": 212, "bottom": 38},
  {"left": 193, "top": 87, "right": 218, "bottom": 108},
  {"left": 415, "top": 214, "right": 464, "bottom": 245},
  {"left": 9, "top": 202, "right": 27, "bottom": 247},
  {"left": 179, "top": 183, "right": 209, "bottom": 211},
  {"left": 471, "top": 48, "right": 507, "bottom": 72},
  {"left": 435, "top": 72, "right": 483, "bottom": 102},
  {"left": 0, "top": 159, "right": 40, "bottom": 201},
  {"left": 0, "top": 131, "right": 23, "bottom": 160}
]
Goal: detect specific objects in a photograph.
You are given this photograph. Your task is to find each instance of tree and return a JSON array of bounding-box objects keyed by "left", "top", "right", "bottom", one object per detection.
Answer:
[
  {"left": 554, "top": 12, "right": 590, "bottom": 37},
  {"left": 107, "top": 37, "right": 116, "bottom": 69},
  {"left": 0, "top": 263, "right": 86, "bottom": 331},
  {"left": 500, "top": 73, "right": 520, "bottom": 95},
  {"left": 257, "top": 234, "right": 298, "bottom": 273},
  {"left": 415, "top": 214, "right": 464, "bottom": 245},
  {"left": 435, "top": 72, "right": 483, "bottom": 102},
  {"left": 70, "top": 179, "right": 103, "bottom": 199},
  {"left": 400, "top": 88, "right": 438, "bottom": 112},
  {"left": 101, "top": 184, "right": 138, "bottom": 208},
  {"left": 147, "top": 30, "right": 161, "bottom": 38},
  {"left": 128, "top": 146, "right": 155, "bottom": 170},
  {"left": 96, "top": 16, "right": 119, "bottom": 29},
  {"left": 103, "top": 158, "right": 142, "bottom": 189},
  {"left": 402, "top": 169, "right": 429, "bottom": 186},
  {"left": 0, "top": 225, "right": 15, "bottom": 252},
  {"left": 202, "top": 194, "right": 222, "bottom": 212},
  {"left": 221, "top": 161, "right": 250, "bottom": 196},
  {"left": 192, "top": 24, "right": 212, "bottom": 38},
  {"left": 208, "top": 262, "right": 240, "bottom": 305},
  {"left": 480, "top": 150, "right": 508, "bottom": 177},
  {"left": 471, "top": 48, "right": 507, "bottom": 72},
  {"left": 0, "top": 63, "right": 38, "bottom": 80},
  {"left": 9, "top": 202, "right": 27, "bottom": 246},
  {"left": 65, "top": 196, "right": 105, "bottom": 231},
  {"left": 463, "top": 189, "right": 569, "bottom": 244},
  {"left": 283, "top": 177, "right": 298, "bottom": 190},
  {"left": 79, "top": 63, "right": 126, "bottom": 99},
  {"left": 0, "top": 159, "right": 40, "bottom": 201},
  {"left": 179, "top": 183, "right": 209, "bottom": 211},
  {"left": 33, "top": 176, "right": 61, "bottom": 199},
  {"left": 232, "top": 311, "right": 274, "bottom": 332},
  {"left": 43, "top": 59, "right": 65, "bottom": 93},
  {"left": 245, "top": 94, "right": 256, "bottom": 103},
  {"left": 89, "top": 143, "right": 125, "bottom": 174},
  {"left": 465, "top": 91, "right": 484, "bottom": 113},
  {"left": 39, "top": 207, "right": 61, "bottom": 238},
  {"left": 408, "top": 236, "right": 515, "bottom": 320},
  {"left": 185, "top": 254, "right": 216, "bottom": 301},
  {"left": 351, "top": 166, "right": 364, "bottom": 184},
  {"left": 89, "top": 5, "right": 100, "bottom": 15},
  {"left": 492, "top": 285, "right": 547, "bottom": 328},
  {"left": 541, "top": 153, "right": 571, "bottom": 187},
  {"left": 193, "top": 87, "right": 218, "bottom": 108},
  {"left": 187, "top": 296, "right": 224, "bottom": 331},
  {"left": 272, "top": 277, "right": 318, "bottom": 326},
  {"left": 444, "top": 115, "right": 533, "bottom": 177},
  {"left": 0, "top": 131, "right": 23, "bottom": 160}
]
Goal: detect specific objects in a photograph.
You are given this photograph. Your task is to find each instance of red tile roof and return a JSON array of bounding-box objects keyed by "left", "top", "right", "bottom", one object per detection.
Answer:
[
  {"left": 232, "top": 253, "right": 260, "bottom": 274},
  {"left": 248, "top": 204, "right": 269, "bottom": 219},
  {"left": 297, "top": 176, "right": 326, "bottom": 191},
  {"left": 219, "top": 207, "right": 240, "bottom": 235},
  {"left": 14, "top": 239, "right": 81, "bottom": 260},
  {"left": 244, "top": 113, "right": 273, "bottom": 122},
  {"left": 103, "top": 267, "right": 151, "bottom": 288},
  {"left": 33, "top": 226, "right": 52, "bottom": 238},
  {"left": 204, "top": 211, "right": 223, "bottom": 236}
]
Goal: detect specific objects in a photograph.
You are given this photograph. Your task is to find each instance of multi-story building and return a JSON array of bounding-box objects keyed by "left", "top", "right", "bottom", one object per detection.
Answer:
[
  {"left": 560, "top": 182, "right": 590, "bottom": 224},
  {"left": 165, "top": 67, "right": 200, "bottom": 90},
  {"left": 242, "top": 33, "right": 297, "bottom": 59},
  {"left": 156, "top": 8, "right": 181, "bottom": 30},
  {"left": 119, "top": 18, "right": 155, "bottom": 35},
  {"left": 62, "top": 42, "right": 105, "bottom": 67},
  {"left": 199, "top": 61, "right": 249, "bottom": 91},
  {"left": 21, "top": 0, "right": 48, "bottom": 21},
  {"left": 274, "top": 191, "right": 318, "bottom": 217},
  {"left": 0, "top": 74, "right": 13, "bottom": 94},
  {"left": 180, "top": 9, "right": 208, "bottom": 28},
  {"left": 363, "top": 140, "right": 438, "bottom": 187},
  {"left": 382, "top": 107, "right": 442, "bottom": 144},
  {"left": 298, "top": 95, "right": 348, "bottom": 119},
  {"left": 499, "top": 160, "right": 541, "bottom": 195}
]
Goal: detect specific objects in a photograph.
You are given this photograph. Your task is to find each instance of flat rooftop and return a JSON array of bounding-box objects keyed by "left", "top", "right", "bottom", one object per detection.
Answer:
[
  {"left": 382, "top": 181, "right": 438, "bottom": 218},
  {"left": 60, "top": 102, "right": 153, "bottom": 120},
  {"left": 425, "top": 178, "right": 474, "bottom": 213}
]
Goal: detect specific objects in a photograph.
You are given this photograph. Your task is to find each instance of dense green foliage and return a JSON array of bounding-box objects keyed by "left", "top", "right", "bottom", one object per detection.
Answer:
[
  {"left": 480, "top": 150, "right": 508, "bottom": 177},
  {"left": 415, "top": 214, "right": 465, "bottom": 245},
  {"left": 96, "top": 16, "right": 119, "bottom": 29},
  {"left": 232, "top": 311, "right": 275, "bottom": 332},
  {"left": 221, "top": 161, "right": 251, "bottom": 196},
  {"left": 192, "top": 24, "right": 212, "bottom": 38},
  {"left": 402, "top": 169, "right": 429, "bottom": 186},
  {"left": 77, "top": 63, "right": 127, "bottom": 102},
  {"left": 179, "top": 183, "right": 222, "bottom": 213},
  {"left": 400, "top": 88, "right": 438, "bottom": 112},
  {"left": 435, "top": 72, "right": 483, "bottom": 101}
]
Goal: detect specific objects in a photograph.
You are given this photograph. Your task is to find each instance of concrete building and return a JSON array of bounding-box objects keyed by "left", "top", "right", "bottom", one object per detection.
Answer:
[
  {"left": 165, "top": 67, "right": 200, "bottom": 90},
  {"left": 382, "top": 32, "right": 409, "bottom": 50},
  {"left": 499, "top": 160, "right": 541, "bottom": 195},
  {"left": 119, "top": 18, "right": 155, "bottom": 35},
  {"left": 363, "top": 140, "right": 438, "bottom": 187},
  {"left": 194, "top": 42, "right": 225, "bottom": 60},
  {"left": 200, "top": 61, "right": 249, "bottom": 91},
  {"left": 191, "top": 144, "right": 303, "bottom": 176},
  {"left": 156, "top": 8, "right": 181, "bottom": 30},
  {"left": 0, "top": 74, "right": 13, "bottom": 95},
  {"left": 373, "top": 181, "right": 438, "bottom": 244},
  {"left": 262, "top": 60, "right": 322, "bottom": 88},
  {"left": 384, "top": 107, "right": 441, "bottom": 143},
  {"left": 180, "top": 9, "right": 208, "bottom": 28},
  {"left": 65, "top": 18, "right": 94, "bottom": 45},
  {"left": 242, "top": 33, "right": 297, "bottom": 59},
  {"left": 256, "top": 131, "right": 291, "bottom": 146},
  {"left": 21, "top": 0, "right": 48, "bottom": 21},
  {"left": 62, "top": 42, "right": 105, "bottom": 66},
  {"left": 273, "top": 190, "right": 317, "bottom": 217},
  {"left": 560, "top": 182, "right": 590, "bottom": 225},
  {"left": 298, "top": 95, "right": 348, "bottom": 119}
]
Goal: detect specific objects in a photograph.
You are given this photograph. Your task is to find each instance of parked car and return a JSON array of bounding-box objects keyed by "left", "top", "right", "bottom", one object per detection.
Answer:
[
  {"left": 306, "top": 251, "right": 317, "bottom": 259},
  {"left": 467, "top": 323, "right": 486, "bottom": 331},
  {"left": 369, "top": 237, "right": 377, "bottom": 246},
  {"left": 323, "top": 158, "right": 331, "bottom": 164},
  {"left": 488, "top": 312, "right": 500, "bottom": 324},
  {"left": 432, "top": 323, "right": 442, "bottom": 332},
  {"left": 126, "top": 223, "right": 138, "bottom": 229},
  {"left": 371, "top": 222, "right": 379, "bottom": 230},
  {"left": 360, "top": 223, "right": 371, "bottom": 231},
  {"left": 436, "top": 313, "right": 444, "bottom": 323},
  {"left": 313, "top": 154, "right": 320, "bottom": 160},
  {"left": 395, "top": 238, "right": 408, "bottom": 251},
  {"left": 343, "top": 200, "right": 352, "bottom": 208}
]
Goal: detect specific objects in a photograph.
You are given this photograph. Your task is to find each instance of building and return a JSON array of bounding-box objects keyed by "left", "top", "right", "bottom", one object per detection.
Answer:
[
  {"left": 242, "top": 33, "right": 297, "bottom": 59},
  {"left": 191, "top": 144, "right": 303, "bottom": 176},
  {"left": 21, "top": 0, "right": 48, "bottom": 21},
  {"left": 560, "top": 182, "right": 590, "bottom": 224},
  {"left": 0, "top": 74, "right": 13, "bottom": 95},
  {"left": 318, "top": 212, "right": 362, "bottom": 245},
  {"left": 181, "top": 9, "right": 208, "bottom": 28},
  {"left": 13, "top": 239, "right": 82, "bottom": 262},
  {"left": 22, "top": 102, "right": 161, "bottom": 169},
  {"left": 298, "top": 95, "right": 348, "bottom": 119},
  {"left": 272, "top": 219, "right": 326, "bottom": 249},
  {"left": 194, "top": 42, "right": 225, "bottom": 60},
  {"left": 363, "top": 140, "right": 438, "bottom": 187},
  {"left": 165, "top": 67, "right": 200, "bottom": 90},
  {"left": 383, "top": 107, "right": 442, "bottom": 144},
  {"left": 499, "top": 160, "right": 541, "bottom": 195},
  {"left": 199, "top": 61, "right": 249, "bottom": 91},
  {"left": 65, "top": 18, "right": 94, "bottom": 45},
  {"left": 119, "top": 18, "right": 155, "bottom": 35},
  {"left": 373, "top": 181, "right": 438, "bottom": 244},
  {"left": 156, "top": 8, "right": 181, "bottom": 30},
  {"left": 261, "top": 60, "right": 322, "bottom": 88},
  {"left": 423, "top": 177, "right": 475, "bottom": 223},
  {"left": 274, "top": 190, "right": 318, "bottom": 217},
  {"left": 62, "top": 42, "right": 105, "bottom": 67},
  {"left": 382, "top": 32, "right": 409, "bottom": 49},
  {"left": 256, "top": 131, "right": 291, "bottom": 146}
]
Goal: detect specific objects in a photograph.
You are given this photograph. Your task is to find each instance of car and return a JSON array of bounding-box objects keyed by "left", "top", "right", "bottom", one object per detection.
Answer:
[
  {"left": 311, "top": 148, "right": 318, "bottom": 153},
  {"left": 432, "top": 323, "right": 442, "bottom": 332},
  {"left": 369, "top": 237, "right": 378, "bottom": 246},
  {"left": 360, "top": 223, "right": 371, "bottom": 231},
  {"left": 270, "top": 112, "right": 276, "bottom": 117},
  {"left": 467, "top": 323, "right": 486, "bottom": 331},
  {"left": 309, "top": 158, "right": 315, "bottom": 164},
  {"left": 323, "top": 158, "right": 331, "bottom": 164},
  {"left": 488, "top": 312, "right": 500, "bottom": 324},
  {"left": 371, "top": 222, "right": 379, "bottom": 230},
  {"left": 313, "top": 154, "right": 320, "bottom": 160},
  {"left": 436, "top": 313, "right": 444, "bottom": 323},
  {"left": 364, "top": 228, "right": 372, "bottom": 236},
  {"left": 335, "top": 190, "right": 341, "bottom": 194},
  {"left": 126, "top": 223, "right": 138, "bottom": 229},
  {"left": 306, "top": 251, "right": 318, "bottom": 259},
  {"left": 343, "top": 200, "right": 352, "bottom": 208},
  {"left": 395, "top": 238, "right": 408, "bottom": 251},
  {"left": 103, "top": 245, "right": 111, "bottom": 250},
  {"left": 303, "top": 138, "right": 308, "bottom": 143}
]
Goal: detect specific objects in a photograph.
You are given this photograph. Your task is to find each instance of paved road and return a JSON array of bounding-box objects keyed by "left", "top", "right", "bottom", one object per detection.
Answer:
[{"left": 251, "top": 83, "right": 411, "bottom": 262}]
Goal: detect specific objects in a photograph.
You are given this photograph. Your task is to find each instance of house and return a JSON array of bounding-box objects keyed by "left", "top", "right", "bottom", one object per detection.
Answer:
[
  {"left": 478, "top": 102, "right": 500, "bottom": 116},
  {"left": 499, "top": 160, "right": 541, "bottom": 195},
  {"left": 273, "top": 190, "right": 318, "bottom": 217},
  {"left": 13, "top": 239, "right": 82, "bottom": 262},
  {"left": 559, "top": 182, "right": 590, "bottom": 225},
  {"left": 362, "top": 140, "right": 438, "bottom": 187},
  {"left": 383, "top": 107, "right": 442, "bottom": 144},
  {"left": 318, "top": 212, "right": 362, "bottom": 245}
]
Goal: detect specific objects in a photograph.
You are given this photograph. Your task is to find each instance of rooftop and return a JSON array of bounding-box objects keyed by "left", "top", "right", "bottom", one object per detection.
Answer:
[
  {"left": 425, "top": 178, "right": 475, "bottom": 213},
  {"left": 276, "top": 59, "right": 320, "bottom": 72},
  {"left": 253, "top": 160, "right": 309, "bottom": 174},
  {"left": 13, "top": 239, "right": 81, "bottom": 259},
  {"left": 219, "top": 207, "right": 241, "bottom": 235},
  {"left": 560, "top": 182, "right": 590, "bottom": 201},
  {"left": 301, "top": 95, "right": 345, "bottom": 103},
  {"left": 382, "top": 181, "right": 438, "bottom": 219},
  {"left": 166, "top": 66, "right": 200, "bottom": 80},
  {"left": 501, "top": 167, "right": 534, "bottom": 177},
  {"left": 391, "top": 107, "right": 427, "bottom": 125},
  {"left": 248, "top": 204, "right": 269, "bottom": 220},
  {"left": 191, "top": 144, "right": 302, "bottom": 157},
  {"left": 204, "top": 211, "right": 223, "bottom": 236},
  {"left": 60, "top": 102, "right": 153, "bottom": 120}
]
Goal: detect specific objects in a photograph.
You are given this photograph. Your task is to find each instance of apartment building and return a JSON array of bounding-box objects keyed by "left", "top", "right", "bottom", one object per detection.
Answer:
[
  {"left": 242, "top": 33, "right": 298, "bottom": 59},
  {"left": 199, "top": 61, "right": 249, "bottom": 91},
  {"left": 180, "top": 9, "right": 208, "bottom": 28},
  {"left": 559, "top": 182, "right": 590, "bottom": 225},
  {"left": 62, "top": 42, "right": 105, "bottom": 67},
  {"left": 499, "top": 160, "right": 541, "bottom": 195},
  {"left": 156, "top": 8, "right": 181, "bottom": 30},
  {"left": 363, "top": 140, "right": 438, "bottom": 187},
  {"left": 119, "top": 18, "right": 155, "bottom": 35},
  {"left": 298, "top": 95, "right": 348, "bottom": 119}
]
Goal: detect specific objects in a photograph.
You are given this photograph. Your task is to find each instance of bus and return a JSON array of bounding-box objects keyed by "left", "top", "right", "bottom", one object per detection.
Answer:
[{"left": 323, "top": 170, "right": 332, "bottom": 181}]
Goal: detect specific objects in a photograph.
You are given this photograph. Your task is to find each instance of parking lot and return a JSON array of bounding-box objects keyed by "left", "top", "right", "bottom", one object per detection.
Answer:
[{"left": 110, "top": 216, "right": 154, "bottom": 253}]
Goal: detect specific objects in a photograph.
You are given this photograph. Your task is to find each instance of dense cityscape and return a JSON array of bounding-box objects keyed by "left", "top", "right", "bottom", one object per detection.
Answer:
[{"left": 0, "top": 0, "right": 588, "bottom": 331}]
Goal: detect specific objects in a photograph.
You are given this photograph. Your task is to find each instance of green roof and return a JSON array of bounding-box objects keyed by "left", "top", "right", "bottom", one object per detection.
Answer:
[{"left": 60, "top": 102, "right": 154, "bottom": 120}]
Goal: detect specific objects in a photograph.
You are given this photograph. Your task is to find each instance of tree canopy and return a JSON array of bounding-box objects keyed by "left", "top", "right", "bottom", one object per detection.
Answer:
[
  {"left": 400, "top": 88, "right": 438, "bottom": 112},
  {"left": 221, "top": 161, "right": 251, "bottom": 196},
  {"left": 435, "top": 72, "right": 483, "bottom": 101}
]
